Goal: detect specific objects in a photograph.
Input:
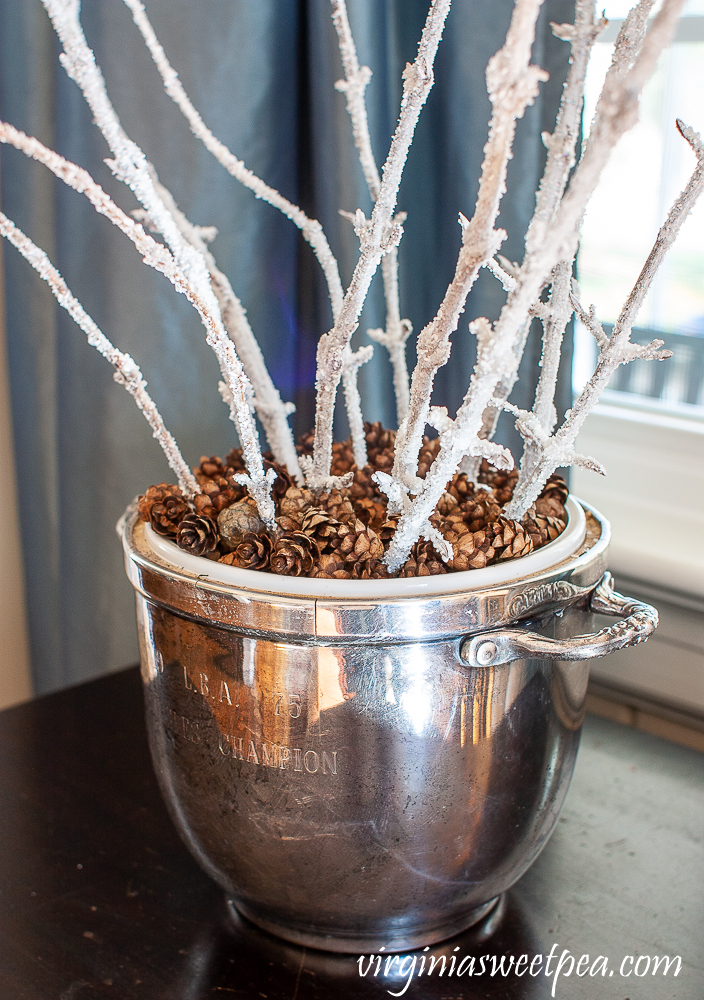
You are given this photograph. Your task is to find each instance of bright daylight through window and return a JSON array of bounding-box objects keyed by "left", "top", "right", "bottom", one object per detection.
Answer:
[{"left": 574, "top": 0, "right": 704, "bottom": 415}]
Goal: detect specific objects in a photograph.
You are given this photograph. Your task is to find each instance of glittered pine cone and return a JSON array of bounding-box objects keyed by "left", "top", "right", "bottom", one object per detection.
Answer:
[
  {"left": 400, "top": 538, "right": 447, "bottom": 577},
  {"left": 219, "top": 531, "right": 272, "bottom": 571},
  {"left": 270, "top": 532, "right": 319, "bottom": 577},
  {"left": 138, "top": 484, "right": 190, "bottom": 538},
  {"left": 177, "top": 512, "right": 218, "bottom": 556}
]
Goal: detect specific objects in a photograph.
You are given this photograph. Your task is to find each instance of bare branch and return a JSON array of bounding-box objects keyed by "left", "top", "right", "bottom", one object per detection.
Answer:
[
  {"left": 0, "top": 210, "right": 197, "bottom": 496},
  {"left": 122, "top": 0, "right": 344, "bottom": 318},
  {"left": 309, "top": 0, "right": 452, "bottom": 490}
]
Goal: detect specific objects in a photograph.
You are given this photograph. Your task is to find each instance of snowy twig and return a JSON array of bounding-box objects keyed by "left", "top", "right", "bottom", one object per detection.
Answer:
[
  {"left": 309, "top": 0, "right": 452, "bottom": 490},
  {"left": 331, "top": 0, "right": 412, "bottom": 424},
  {"left": 122, "top": 0, "right": 344, "bottom": 319},
  {"left": 390, "top": 0, "right": 548, "bottom": 498},
  {"left": 505, "top": 119, "right": 704, "bottom": 517},
  {"left": 342, "top": 344, "right": 374, "bottom": 469},
  {"left": 134, "top": 175, "right": 302, "bottom": 481},
  {"left": 40, "top": 0, "right": 276, "bottom": 525},
  {"left": 0, "top": 210, "right": 197, "bottom": 496}
]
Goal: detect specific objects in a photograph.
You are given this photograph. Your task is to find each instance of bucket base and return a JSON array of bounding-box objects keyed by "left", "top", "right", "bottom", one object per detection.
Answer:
[{"left": 227, "top": 895, "right": 504, "bottom": 954}]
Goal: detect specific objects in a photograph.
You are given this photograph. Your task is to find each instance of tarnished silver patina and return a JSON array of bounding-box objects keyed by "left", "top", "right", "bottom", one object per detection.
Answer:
[{"left": 119, "top": 500, "right": 657, "bottom": 953}]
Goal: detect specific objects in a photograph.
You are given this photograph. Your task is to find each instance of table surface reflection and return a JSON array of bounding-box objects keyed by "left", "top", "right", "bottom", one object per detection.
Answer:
[{"left": 0, "top": 666, "right": 701, "bottom": 999}]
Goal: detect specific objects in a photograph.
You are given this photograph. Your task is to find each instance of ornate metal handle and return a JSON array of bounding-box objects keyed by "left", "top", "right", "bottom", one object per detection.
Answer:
[{"left": 460, "top": 572, "right": 658, "bottom": 668}]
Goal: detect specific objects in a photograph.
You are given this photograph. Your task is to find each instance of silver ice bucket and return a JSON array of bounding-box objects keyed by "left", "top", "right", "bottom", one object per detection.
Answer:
[{"left": 119, "top": 497, "right": 657, "bottom": 953}]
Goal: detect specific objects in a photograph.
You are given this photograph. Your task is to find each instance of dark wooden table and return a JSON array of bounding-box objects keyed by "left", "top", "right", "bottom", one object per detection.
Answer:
[{"left": 1, "top": 667, "right": 701, "bottom": 1000}]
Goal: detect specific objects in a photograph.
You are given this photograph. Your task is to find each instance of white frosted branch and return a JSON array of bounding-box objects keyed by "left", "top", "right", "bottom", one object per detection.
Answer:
[
  {"left": 122, "top": 0, "right": 344, "bottom": 319},
  {"left": 135, "top": 176, "right": 303, "bottom": 481},
  {"left": 484, "top": 255, "right": 518, "bottom": 292},
  {"left": 331, "top": 0, "right": 413, "bottom": 425},
  {"left": 0, "top": 210, "right": 197, "bottom": 496},
  {"left": 309, "top": 0, "right": 452, "bottom": 490},
  {"left": 505, "top": 118, "right": 704, "bottom": 518},
  {"left": 40, "top": 0, "right": 276, "bottom": 524},
  {"left": 342, "top": 344, "right": 374, "bottom": 468},
  {"left": 571, "top": 290, "right": 609, "bottom": 348},
  {"left": 391, "top": 0, "right": 548, "bottom": 500}
]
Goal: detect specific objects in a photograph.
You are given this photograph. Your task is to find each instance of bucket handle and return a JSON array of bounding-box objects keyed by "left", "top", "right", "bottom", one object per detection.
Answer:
[{"left": 460, "top": 572, "right": 658, "bottom": 667}]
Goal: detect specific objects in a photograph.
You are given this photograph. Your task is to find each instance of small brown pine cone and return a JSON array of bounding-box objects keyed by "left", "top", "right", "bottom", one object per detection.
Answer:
[
  {"left": 196, "top": 455, "right": 227, "bottom": 484},
  {"left": 448, "top": 472, "right": 475, "bottom": 505},
  {"left": 217, "top": 498, "right": 265, "bottom": 551},
  {"left": 366, "top": 558, "right": 391, "bottom": 580},
  {"left": 400, "top": 539, "right": 447, "bottom": 577},
  {"left": 219, "top": 531, "right": 272, "bottom": 571},
  {"left": 364, "top": 422, "right": 396, "bottom": 470},
  {"left": 349, "top": 467, "right": 377, "bottom": 501},
  {"left": 177, "top": 513, "right": 218, "bottom": 556},
  {"left": 137, "top": 483, "right": 184, "bottom": 524},
  {"left": 138, "top": 484, "right": 190, "bottom": 538},
  {"left": 486, "top": 468, "right": 519, "bottom": 506},
  {"left": 354, "top": 495, "right": 387, "bottom": 530},
  {"left": 296, "top": 429, "right": 316, "bottom": 457},
  {"left": 330, "top": 439, "right": 356, "bottom": 477},
  {"left": 310, "top": 551, "right": 351, "bottom": 579},
  {"left": 279, "top": 485, "right": 315, "bottom": 518},
  {"left": 300, "top": 508, "right": 342, "bottom": 550},
  {"left": 377, "top": 517, "right": 399, "bottom": 544},
  {"left": 262, "top": 455, "right": 294, "bottom": 499},
  {"left": 486, "top": 517, "right": 534, "bottom": 562},
  {"left": 436, "top": 491, "right": 460, "bottom": 517},
  {"left": 194, "top": 475, "right": 243, "bottom": 518},
  {"left": 534, "top": 496, "right": 566, "bottom": 520},
  {"left": 320, "top": 490, "right": 356, "bottom": 525},
  {"left": 271, "top": 532, "right": 320, "bottom": 577},
  {"left": 540, "top": 473, "right": 569, "bottom": 506},
  {"left": 416, "top": 436, "right": 440, "bottom": 479},
  {"left": 276, "top": 512, "right": 303, "bottom": 533},
  {"left": 523, "top": 513, "right": 566, "bottom": 549},
  {"left": 335, "top": 518, "right": 385, "bottom": 569},
  {"left": 224, "top": 447, "right": 247, "bottom": 475}
]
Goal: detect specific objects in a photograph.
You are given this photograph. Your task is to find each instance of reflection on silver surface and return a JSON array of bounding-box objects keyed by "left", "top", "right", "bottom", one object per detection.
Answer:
[{"left": 119, "top": 501, "right": 658, "bottom": 953}]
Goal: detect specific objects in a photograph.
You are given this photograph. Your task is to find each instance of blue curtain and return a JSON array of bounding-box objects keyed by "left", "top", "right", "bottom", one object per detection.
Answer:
[{"left": 0, "top": 0, "right": 574, "bottom": 695}]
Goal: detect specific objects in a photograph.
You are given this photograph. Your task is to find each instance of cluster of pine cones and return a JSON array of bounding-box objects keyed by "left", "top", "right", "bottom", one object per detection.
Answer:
[{"left": 137, "top": 422, "right": 568, "bottom": 580}]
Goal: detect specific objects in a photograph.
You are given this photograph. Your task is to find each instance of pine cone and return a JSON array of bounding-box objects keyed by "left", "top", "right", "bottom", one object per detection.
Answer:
[
  {"left": 540, "top": 473, "right": 569, "bottom": 506},
  {"left": 400, "top": 539, "right": 447, "bottom": 577},
  {"left": 271, "top": 532, "right": 319, "bottom": 576},
  {"left": 295, "top": 429, "right": 316, "bottom": 456},
  {"left": 333, "top": 518, "right": 385, "bottom": 569},
  {"left": 490, "top": 469, "right": 519, "bottom": 506},
  {"left": 279, "top": 486, "right": 315, "bottom": 518},
  {"left": 177, "top": 513, "right": 218, "bottom": 556},
  {"left": 417, "top": 436, "right": 440, "bottom": 479},
  {"left": 219, "top": 531, "right": 272, "bottom": 571},
  {"left": 486, "top": 517, "right": 534, "bottom": 562},
  {"left": 534, "top": 496, "right": 566, "bottom": 520},
  {"left": 196, "top": 455, "right": 227, "bottom": 483},
  {"left": 224, "top": 447, "right": 247, "bottom": 475},
  {"left": 319, "top": 489, "right": 356, "bottom": 525},
  {"left": 364, "top": 421, "right": 396, "bottom": 471},
  {"left": 330, "top": 439, "right": 356, "bottom": 477},
  {"left": 218, "top": 498, "right": 265, "bottom": 551},
  {"left": 348, "top": 467, "right": 377, "bottom": 501},
  {"left": 138, "top": 484, "right": 189, "bottom": 538},
  {"left": 193, "top": 473, "right": 244, "bottom": 519},
  {"left": 300, "top": 508, "right": 342, "bottom": 549},
  {"left": 448, "top": 472, "right": 475, "bottom": 505},
  {"left": 523, "top": 512, "right": 565, "bottom": 548},
  {"left": 263, "top": 455, "right": 294, "bottom": 499}
]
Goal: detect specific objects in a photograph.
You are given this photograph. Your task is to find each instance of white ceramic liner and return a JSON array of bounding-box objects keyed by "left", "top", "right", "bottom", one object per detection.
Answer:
[{"left": 143, "top": 496, "right": 586, "bottom": 600}]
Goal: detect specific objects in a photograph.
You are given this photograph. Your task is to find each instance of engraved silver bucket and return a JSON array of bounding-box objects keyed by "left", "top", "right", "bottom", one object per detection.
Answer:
[{"left": 119, "top": 497, "right": 657, "bottom": 953}]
